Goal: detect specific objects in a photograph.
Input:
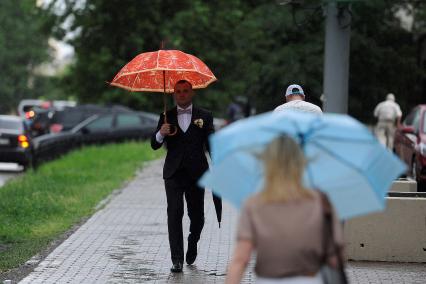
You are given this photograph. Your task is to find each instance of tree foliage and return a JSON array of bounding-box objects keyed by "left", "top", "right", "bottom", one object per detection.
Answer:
[
  {"left": 50, "top": 0, "right": 194, "bottom": 112},
  {"left": 0, "top": 0, "right": 54, "bottom": 114},
  {"left": 49, "top": 0, "right": 425, "bottom": 121}
]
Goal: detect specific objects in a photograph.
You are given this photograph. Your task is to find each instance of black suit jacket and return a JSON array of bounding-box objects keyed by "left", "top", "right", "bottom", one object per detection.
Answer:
[{"left": 151, "top": 106, "right": 214, "bottom": 181}]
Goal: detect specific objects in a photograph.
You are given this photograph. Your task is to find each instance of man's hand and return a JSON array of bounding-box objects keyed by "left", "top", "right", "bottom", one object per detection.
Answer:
[{"left": 160, "top": 123, "right": 172, "bottom": 136}]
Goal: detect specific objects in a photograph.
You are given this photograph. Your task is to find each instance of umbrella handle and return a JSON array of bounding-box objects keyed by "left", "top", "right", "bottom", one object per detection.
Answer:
[
  {"left": 163, "top": 69, "right": 177, "bottom": 136},
  {"left": 163, "top": 112, "right": 178, "bottom": 136}
]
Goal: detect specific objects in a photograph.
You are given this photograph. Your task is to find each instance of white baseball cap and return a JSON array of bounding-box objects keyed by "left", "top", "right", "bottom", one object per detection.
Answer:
[{"left": 285, "top": 84, "right": 305, "bottom": 97}]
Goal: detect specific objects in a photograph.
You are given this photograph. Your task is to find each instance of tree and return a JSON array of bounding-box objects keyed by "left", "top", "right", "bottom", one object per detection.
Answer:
[
  {"left": 349, "top": 0, "right": 425, "bottom": 122},
  {"left": 166, "top": 1, "right": 332, "bottom": 115},
  {"left": 52, "top": 0, "right": 325, "bottom": 115},
  {"left": 50, "top": 0, "right": 425, "bottom": 121},
  {"left": 0, "top": 0, "right": 54, "bottom": 114}
]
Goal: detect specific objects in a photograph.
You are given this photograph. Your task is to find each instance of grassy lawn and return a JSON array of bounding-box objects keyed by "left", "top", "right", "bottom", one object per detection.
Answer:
[{"left": 0, "top": 141, "right": 164, "bottom": 273}]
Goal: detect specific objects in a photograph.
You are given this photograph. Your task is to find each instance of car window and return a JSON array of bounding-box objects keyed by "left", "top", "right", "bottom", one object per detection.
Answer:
[
  {"left": 53, "top": 110, "right": 91, "bottom": 126},
  {"left": 116, "top": 114, "right": 142, "bottom": 128},
  {"left": 23, "top": 106, "right": 33, "bottom": 112},
  {"left": 85, "top": 115, "right": 113, "bottom": 131},
  {"left": 140, "top": 117, "right": 156, "bottom": 126},
  {"left": 403, "top": 108, "right": 419, "bottom": 126},
  {"left": 0, "top": 119, "right": 23, "bottom": 131}
]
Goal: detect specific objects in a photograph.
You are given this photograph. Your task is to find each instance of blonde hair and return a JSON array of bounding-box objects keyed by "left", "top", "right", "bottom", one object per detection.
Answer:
[{"left": 259, "top": 135, "right": 313, "bottom": 203}]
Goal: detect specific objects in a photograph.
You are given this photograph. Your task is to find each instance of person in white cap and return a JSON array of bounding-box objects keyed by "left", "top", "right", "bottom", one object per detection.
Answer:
[
  {"left": 373, "top": 93, "right": 402, "bottom": 149},
  {"left": 274, "top": 84, "right": 323, "bottom": 114}
]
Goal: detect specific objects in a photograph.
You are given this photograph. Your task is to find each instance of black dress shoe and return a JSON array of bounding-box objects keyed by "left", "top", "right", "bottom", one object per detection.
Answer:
[
  {"left": 170, "top": 262, "right": 183, "bottom": 273},
  {"left": 186, "top": 242, "right": 197, "bottom": 265}
]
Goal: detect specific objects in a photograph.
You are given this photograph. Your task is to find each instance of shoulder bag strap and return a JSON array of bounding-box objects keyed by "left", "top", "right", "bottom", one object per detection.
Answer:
[{"left": 320, "top": 192, "right": 348, "bottom": 284}]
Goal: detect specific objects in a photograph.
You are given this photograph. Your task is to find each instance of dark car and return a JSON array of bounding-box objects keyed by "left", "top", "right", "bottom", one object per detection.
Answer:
[
  {"left": 393, "top": 105, "right": 426, "bottom": 191},
  {"left": 72, "top": 111, "right": 158, "bottom": 146},
  {"left": 0, "top": 115, "right": 33, "bottom": 169},
  {"left": 49, "top": 104, "right": 132, "bottom": 133},
  {"left": 33, "top": 111, "right": 158, "bottom": 164}
]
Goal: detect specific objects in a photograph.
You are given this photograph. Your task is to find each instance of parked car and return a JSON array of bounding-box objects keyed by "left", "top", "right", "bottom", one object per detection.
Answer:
[
  {"left": 0, "top": 115, "right": 33, "bottom": 169},
  {"left": 72, "top": 110, "right": 158, "bottom": 145},
  {"left": 33, "top": 111, "right": 158, "bottom": 164},
  {"left": 393, "top": 105, "right": 426, "bottom": 191},
  {"left": 48, "top": 104, "right": 132, "bottom": 133}
]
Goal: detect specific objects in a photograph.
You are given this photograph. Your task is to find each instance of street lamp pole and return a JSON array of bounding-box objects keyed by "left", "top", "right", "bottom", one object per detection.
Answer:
[{"left": 323, "top": 2, "right": 352, "bottom": 114}]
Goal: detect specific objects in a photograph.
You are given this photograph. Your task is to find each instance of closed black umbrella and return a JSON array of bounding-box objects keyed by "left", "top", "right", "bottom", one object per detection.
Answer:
[{"left": 212, "top": 193, "right": 222, "bottom": 228}]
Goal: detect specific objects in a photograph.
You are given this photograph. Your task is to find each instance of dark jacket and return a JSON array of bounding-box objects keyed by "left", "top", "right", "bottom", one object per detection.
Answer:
[{"left": 151, "top": 106, "right": 214, "bottom": 180}]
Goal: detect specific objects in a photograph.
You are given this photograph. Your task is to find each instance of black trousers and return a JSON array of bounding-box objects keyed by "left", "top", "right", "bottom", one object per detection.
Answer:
[{"left": 164, "top": 169, "right": 205, "bottom": 264}]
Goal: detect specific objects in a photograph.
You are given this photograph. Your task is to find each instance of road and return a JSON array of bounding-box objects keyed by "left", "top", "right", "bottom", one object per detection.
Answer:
[{"left": 0, "top": 162, "right": 23, "bottom": 187}]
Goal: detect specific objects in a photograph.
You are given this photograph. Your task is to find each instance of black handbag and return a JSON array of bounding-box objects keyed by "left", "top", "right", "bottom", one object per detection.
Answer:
[{"left": 319, "top": 192, "right": 348, "bottom": 284}]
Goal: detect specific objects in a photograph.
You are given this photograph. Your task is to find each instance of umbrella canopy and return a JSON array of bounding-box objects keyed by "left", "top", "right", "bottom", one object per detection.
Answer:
[
  {"left": 199, "top": 111, "right": 406, "bottom": 220},
  {"left": 110, "top": 50, "right": 217, "bottom": 93}
]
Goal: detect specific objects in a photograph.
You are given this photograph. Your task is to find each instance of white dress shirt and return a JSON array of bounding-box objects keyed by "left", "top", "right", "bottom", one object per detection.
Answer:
[{"left": 156, "top": 104, "right": 193, "bottom": 143}]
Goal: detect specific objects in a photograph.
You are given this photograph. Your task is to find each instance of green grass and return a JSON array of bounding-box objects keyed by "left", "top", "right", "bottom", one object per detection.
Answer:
[{"left": 0, "top": 141, "right": 164, "bottom": 272}]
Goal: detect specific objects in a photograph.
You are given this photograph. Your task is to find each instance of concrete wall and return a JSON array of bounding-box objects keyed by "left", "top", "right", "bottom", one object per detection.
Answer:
[
  {"left": 344, "top": 197, "right": 426, "bottom": 262},
  {"left": 389, "top": 179, "right": 417, "bottom": 192}
]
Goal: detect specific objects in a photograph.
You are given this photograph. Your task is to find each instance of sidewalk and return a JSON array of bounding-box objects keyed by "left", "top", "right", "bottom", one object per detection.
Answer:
[{"left": 19, "top": 159, "right": 426, "bottom": 283}]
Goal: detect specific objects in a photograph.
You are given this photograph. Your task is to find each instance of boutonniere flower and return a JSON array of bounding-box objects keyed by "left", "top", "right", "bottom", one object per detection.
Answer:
[{"left": 194, "top": 118, "right": 204, "bottom": 128}]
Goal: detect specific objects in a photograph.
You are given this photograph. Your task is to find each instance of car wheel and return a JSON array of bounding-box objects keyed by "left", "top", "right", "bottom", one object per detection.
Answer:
[
  {"left": 22, "top": 151, "right": 35, "bottom": 171},
  {"left": 31, "top": 156, "right": 39, "bottom": 170},
  {"left": 21, "top": 162, "right": 30, "bottom": 171}
]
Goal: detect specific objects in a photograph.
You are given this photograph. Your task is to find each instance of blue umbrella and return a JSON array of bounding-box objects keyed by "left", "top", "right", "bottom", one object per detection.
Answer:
[{"left": 199, "top": 111, "right": 406, "bottom": 220}]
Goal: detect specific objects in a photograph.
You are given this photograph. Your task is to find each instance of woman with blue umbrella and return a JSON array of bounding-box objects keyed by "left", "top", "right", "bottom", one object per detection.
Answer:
[{"left": 225, "top": 135, "right": 344, "bottom": 284}]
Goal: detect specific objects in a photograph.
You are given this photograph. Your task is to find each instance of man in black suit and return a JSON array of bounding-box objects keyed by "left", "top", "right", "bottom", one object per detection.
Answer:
[{"left": 151, "top": 80, "right": 214, "bottom": 273}]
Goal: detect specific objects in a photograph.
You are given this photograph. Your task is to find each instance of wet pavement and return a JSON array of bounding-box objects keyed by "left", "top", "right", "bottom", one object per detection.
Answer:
[
  {"left": 19, "top": 159, "right": 253, "bottom": 284},
  {"left": 19, "top": 159, "right": 426, "bottom": 283}
]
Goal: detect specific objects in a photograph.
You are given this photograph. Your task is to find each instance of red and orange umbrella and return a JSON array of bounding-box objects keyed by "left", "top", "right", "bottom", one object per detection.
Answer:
[
  {"left": 110, "top": 49, "right": 217, "bottom": 133},
  {"left": 110, "top": 49, "right": 217, "bottom": 93}
]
